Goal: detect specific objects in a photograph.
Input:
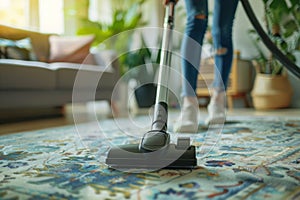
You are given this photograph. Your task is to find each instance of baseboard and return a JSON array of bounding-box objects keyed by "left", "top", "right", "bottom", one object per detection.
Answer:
[{"left": 0, "top": 107, "right": 64, "bottom": 123}]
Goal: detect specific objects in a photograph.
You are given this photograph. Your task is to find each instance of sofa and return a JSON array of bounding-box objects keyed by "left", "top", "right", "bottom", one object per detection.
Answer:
[{"left": 0, "top": 25, "right": 120, "bottom": 121}]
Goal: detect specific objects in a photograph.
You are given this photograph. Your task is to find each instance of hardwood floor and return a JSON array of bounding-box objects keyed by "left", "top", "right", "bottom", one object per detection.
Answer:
[
  {"left": 0, "top": 104, "right": 108, "bottom": 135},
  {"left": 1, "top": 103, "right": 299, "bottom": 135}
]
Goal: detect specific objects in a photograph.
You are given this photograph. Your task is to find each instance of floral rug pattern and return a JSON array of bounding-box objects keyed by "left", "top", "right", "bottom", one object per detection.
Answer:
[{"left": 0, "top": 115, "right": 299, "bottom": 199}]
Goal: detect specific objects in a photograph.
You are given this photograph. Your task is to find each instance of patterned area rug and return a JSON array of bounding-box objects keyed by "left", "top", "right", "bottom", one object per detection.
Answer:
[{"left": 1, "top": 114, "right": 300, "bottom": 199}]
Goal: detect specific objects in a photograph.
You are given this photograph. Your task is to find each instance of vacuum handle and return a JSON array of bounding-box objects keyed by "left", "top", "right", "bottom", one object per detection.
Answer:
[{"left": 164, "top": 1, "right": 175, "bottom": 29}]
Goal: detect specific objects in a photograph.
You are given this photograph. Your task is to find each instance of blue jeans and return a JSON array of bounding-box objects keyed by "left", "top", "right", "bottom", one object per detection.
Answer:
[{"left": 181, "top": 0, "right": 239, "bottom": 96}]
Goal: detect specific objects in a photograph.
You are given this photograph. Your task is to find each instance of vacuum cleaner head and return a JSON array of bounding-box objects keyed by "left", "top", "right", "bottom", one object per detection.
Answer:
[{"left": 105, "top": 137, "right": 197, "bottom": 170}]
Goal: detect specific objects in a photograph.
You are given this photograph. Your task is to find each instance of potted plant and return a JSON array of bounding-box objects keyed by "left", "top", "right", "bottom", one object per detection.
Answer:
[
  {"left": 121, "top": 34, "right": 162, "bottom": 112},
  {"left": 249, "top": 0, "right": 299, "bottom": 109},
  {"left": 76, "top": 0, "right": 147, "bottom": 70},
  {"left": 73, "top": 0, "right": 152, "bottom": 114}
]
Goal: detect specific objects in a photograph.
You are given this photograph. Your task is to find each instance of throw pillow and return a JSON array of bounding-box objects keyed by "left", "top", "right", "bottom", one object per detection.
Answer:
[
  {"left": 0, "top": 38, "right": 36, "bottom": 60},
  {"left": 48, "top": 35, "right": 95, "bottom": 64}
]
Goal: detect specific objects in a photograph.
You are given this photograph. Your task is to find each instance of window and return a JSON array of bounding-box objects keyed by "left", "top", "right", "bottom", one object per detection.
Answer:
[
  {"left": 0, "top": 0, "right": 28, "bottom": 28},
  {"left": 0, "top": 0, "right": 148, "bottom": 35},
  {"left": 88, "top": 0, "right": 112, "bottom": 24},
  {"left": 0, "top": 0, "right": 64, "bottom": 34},
  {"left": 38, "top": 0, "right": 64, "bottom": 34}
]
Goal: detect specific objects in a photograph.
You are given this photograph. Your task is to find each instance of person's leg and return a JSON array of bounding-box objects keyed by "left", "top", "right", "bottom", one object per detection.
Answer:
[
  {"left": 181, "top": 0, "right": 208, "bottom": 97},
  {"left": 174, "top": 0, "right": 208, "bottom": 132},
  {"left": 212, "top": 0, "right": 239, "bottom": 90},
  {"left": 206, "top": 0, "right": 239, "bottom": 124}
]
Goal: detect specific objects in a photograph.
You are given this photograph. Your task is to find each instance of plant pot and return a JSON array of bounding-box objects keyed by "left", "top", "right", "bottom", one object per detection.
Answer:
[
  {"left": 251, "top": 73, "right": 293, "bottom": 110},
  {"left": 134, "top": 83, "right": 157, "bottom": 108}
]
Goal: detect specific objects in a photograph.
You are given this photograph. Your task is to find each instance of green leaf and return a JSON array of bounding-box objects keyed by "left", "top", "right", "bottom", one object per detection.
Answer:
[
  {"left": 290, "top": 0, "right": 299, "bottom": 8},
  {"left": 269, "top": 0, "right": 289, "bottom": 12},
  {"left": 248, "top": 29, "right": 257, "bottom": 34},
  {"left": 286, "top": 52, "right": 296, "bottom": 63},
  {"left": 294, "top": 7, "right": 300, "bottom": 22},
  {"left": 297, "top": 37, "right": 300, "bottom": 50},
  {"left": 262, "top": 0, "right": 268, "bottom": 4},
  {"left": 283, "top": 29, "right": 294, "bottom": 38},
  {"left": 280, "top": 40, "right": 288, "bottom": 51},
  {"left": 283, "top": 20, "right": 298, "bottom": 31}
]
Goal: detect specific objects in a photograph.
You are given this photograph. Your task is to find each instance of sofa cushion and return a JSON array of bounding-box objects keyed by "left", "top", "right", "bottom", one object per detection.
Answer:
[
  {"left": 48, "top": 35, "right": 95, "bottom": 64},
  {"left": 0, "top": 25, "right": 52, "bottom": 62},
  {"left": 50, "top": 62, "right": 116, "bottom": 90},
  {"left": 0, "top": 59, "right": 56, "bottom": 89},
  {"left": 0, "top": 38, "right": 36, "bottom": 60}
]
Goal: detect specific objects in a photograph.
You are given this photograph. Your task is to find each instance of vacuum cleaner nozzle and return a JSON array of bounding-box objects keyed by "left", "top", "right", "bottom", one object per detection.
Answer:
[
  {"left": 105, "top": 137, "right": 197, "bottom": 170},
  {"left": 105, "top": 105, "right": 197, "bottom": 170}
]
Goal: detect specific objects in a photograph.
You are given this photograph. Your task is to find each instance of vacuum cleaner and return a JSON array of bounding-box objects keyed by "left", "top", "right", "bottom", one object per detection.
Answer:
[{"left": 105, "top": 0, "right": 197, "bottom": 170}]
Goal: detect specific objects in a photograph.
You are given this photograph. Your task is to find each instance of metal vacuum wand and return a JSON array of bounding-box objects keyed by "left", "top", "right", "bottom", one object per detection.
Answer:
[
  {"left": 155, "top": 1, "right": 175, "bottom": 104},
  {"left": 139, "top": 1, "right": 176, "bottom": 151}
]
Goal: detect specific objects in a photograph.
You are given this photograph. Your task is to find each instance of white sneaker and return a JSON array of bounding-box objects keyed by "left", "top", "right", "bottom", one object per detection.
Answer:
[
  {"left": 205, "top": 91, "right": 226, "bottom": 125},
  {"left": 174, "top": 97, "right": 199, "bottom": 133}
]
